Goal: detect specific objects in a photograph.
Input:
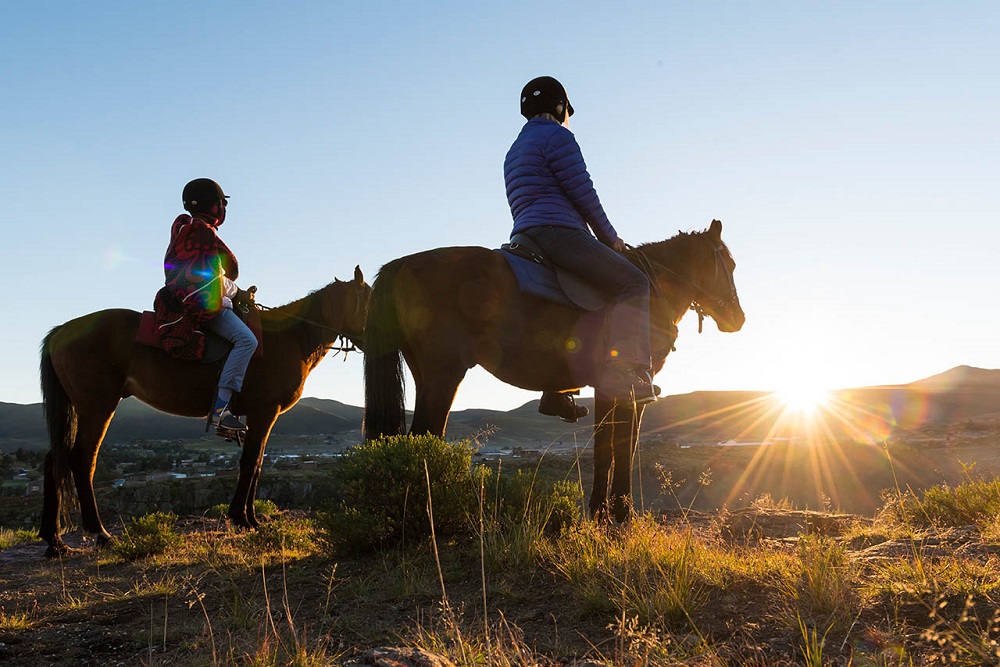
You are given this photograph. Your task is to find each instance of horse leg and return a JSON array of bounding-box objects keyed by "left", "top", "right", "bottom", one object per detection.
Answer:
[
  {"left": 589, "top": 395, "right": 617, "bottom": 521},
  {"left": 609, "top": 402, "right": 646, "bottom": 523},
  {"left": 70, "top": 411, "right": 116, "bottom": 548},
  {"left": 229, "top": 413, "right": 277, "bottom": 530},
  {"left": 40, "top": 452, "right": 69, "bottom": 557},
  {"left": 243, "top": 428, "right": 277, "bottom": 530},
  {"left": 409, "top": 371, "right": 465, "bottom": 438}
]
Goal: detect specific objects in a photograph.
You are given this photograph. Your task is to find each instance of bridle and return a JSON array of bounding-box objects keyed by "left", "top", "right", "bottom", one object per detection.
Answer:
[{"left": 629, "top": 241, "right": 738, "bottom": 333}]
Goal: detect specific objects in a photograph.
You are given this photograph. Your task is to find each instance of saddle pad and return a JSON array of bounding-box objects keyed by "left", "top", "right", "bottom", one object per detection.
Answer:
[
  {"left": 499, "top": 250, "right": 607, "bottom": 311},
  {"left": 136, "top": 310, "right": 264, "bottom": 361}
]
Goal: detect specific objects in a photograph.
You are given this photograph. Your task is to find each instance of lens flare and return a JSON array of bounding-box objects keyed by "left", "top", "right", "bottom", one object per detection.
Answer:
[{"left": 774, "top": 383, "right": 830, "bottom": 416}]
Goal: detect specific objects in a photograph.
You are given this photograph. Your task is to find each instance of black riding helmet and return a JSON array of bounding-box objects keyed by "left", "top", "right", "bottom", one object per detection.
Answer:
[
  {"left": 182, "top": 178, "right": 228, "bottom": 214},
  {"left": 520, "top": 76, "right": 574, "bottom": 122}
]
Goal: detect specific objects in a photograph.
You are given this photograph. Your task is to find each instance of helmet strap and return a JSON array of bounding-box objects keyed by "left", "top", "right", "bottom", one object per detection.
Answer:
[{"left": 211, "top": 202, "right": 226, "bottom": 225}]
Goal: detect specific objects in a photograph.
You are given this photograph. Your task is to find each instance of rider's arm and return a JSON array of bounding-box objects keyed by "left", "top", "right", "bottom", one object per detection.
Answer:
[{"left": 546, "top": 128, "right": 621, "bottom": 247}]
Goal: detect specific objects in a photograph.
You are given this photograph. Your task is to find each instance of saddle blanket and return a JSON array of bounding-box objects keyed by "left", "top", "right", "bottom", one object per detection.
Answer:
[
  {"left": 498, "top": 249, "right": 607, "bottom": 311},
  {"left": 136, "top": 310, "right": 264, "bottom": 362}
]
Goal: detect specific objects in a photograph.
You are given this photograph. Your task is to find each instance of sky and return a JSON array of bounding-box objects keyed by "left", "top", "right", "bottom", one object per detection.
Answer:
[{"left": 2, "top": 2, "right": 997, "bottom": 412}]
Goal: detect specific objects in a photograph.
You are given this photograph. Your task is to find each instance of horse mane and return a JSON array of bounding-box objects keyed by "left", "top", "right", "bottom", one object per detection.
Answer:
[
  {"left": 628, "top": 226, "right": 734, "bottom": 267},
  {"left": 629, "top": 228, "right": 699, "bottom": 266},
  {"left": 260, "top": 279, "right": 348, "bottom": 352}
]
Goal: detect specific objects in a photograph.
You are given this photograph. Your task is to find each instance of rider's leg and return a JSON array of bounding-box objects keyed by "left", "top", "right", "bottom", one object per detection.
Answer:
[
  {"left": 525, "top": 227, "right": 656, "bottom": 403},
  {"left": 205, "top": 308, "right": 257, "bottom": 430}
]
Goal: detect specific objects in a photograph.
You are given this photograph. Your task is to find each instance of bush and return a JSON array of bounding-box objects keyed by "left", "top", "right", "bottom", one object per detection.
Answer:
[
  {"left": 879, "top": 478, "right": 1000, "bottom": 530},
  {"left": 0, "top": 527, "right": 37, "bottom": 550},
  {"left": 112, "top": 512, "right": 182, "bottom": 560},
  {"left": 487, "top": 469, "right": 581, "bottom": 534},
  {"left": 205, "top": 499, "right": 281, "bottom": 521},
  {"left": 316, "top": 434, "right": 482, "bottom": 555}
]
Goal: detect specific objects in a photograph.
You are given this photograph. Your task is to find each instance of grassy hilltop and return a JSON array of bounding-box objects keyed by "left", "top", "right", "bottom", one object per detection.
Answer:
[{"left": 4, "top": 433, "right": 1000, "bottom": 666}]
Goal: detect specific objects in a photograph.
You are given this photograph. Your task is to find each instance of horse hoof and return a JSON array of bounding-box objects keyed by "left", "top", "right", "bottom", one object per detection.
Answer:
[
  {"left": 229, "top": 515, "right": 254, "bottom": 531},
  {"left": 590, "top": 504, "right": 612, "bottom": 525},
  {"left": 45, "top": 543, "right": 72, "bottom": 559},
  {"left": 611, "top": 497, "right": 635, "bottom": 524}
]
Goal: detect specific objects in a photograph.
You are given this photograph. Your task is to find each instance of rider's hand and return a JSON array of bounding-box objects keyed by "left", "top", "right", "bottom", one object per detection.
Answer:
[
  {"left": 611, "top": 238, "right": 627, "bottom": 253},
  {"left": 234, "top": 287, "right": 255, "bottom": 304}
]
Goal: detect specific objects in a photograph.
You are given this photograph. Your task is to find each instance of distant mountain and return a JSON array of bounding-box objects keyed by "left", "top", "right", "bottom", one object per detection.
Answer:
[
  {"left": 911, "top": 365, "right": 1000, "bottom": 391},
  {"left": 3, "top": 365, "right": 999, "bottom": 451},
  {"left": 0, "top": 402, "right": 45, "bottom": 445}
]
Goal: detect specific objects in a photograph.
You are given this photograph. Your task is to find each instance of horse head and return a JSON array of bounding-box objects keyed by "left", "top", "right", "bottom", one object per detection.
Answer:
[
  {"left": 691, "top": 219, "right": 745, "bottom": 333},
  {"left": 633, "top": 219, "right": 745, "bottom": 334},
  {"left": 322, "top": 265, "right": 371, "bottom": 349}
]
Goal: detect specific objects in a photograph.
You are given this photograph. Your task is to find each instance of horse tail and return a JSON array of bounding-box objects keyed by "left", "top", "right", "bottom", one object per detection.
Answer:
[
  {"left": 363, "top": 260, "right": 407, "bottom": 440},
  {"left": 40, "top": 327, "right": 77, "bottom": 521}
]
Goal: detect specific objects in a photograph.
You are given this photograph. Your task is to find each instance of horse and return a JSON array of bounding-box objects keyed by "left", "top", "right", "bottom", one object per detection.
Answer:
[
  {"left": 363, "top": 220, "right": 744, "bottom": 522},
  {"left": 39, "top": 266, "right": 370, "bottom": 557}
]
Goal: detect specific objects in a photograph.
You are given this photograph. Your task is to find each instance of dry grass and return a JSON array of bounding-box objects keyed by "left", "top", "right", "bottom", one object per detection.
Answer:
[{"left": 7, "top": 441, "right": 1000, "bottom": 665}]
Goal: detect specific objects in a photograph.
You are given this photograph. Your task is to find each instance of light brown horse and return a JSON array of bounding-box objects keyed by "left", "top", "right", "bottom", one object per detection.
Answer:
[
  {"left": 363, "top": 221, "right": 744, "bottom": 522},
  {"left": 39, "top": 267, "right": 370, "bottom": 557}
]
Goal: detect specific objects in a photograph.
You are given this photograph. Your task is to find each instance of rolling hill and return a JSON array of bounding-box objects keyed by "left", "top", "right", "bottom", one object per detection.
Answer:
[{"left": 2, "top": 365, "right": 998, "bottom": 451}]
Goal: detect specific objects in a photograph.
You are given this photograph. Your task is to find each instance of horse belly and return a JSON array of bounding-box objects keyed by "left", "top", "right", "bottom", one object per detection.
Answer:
[
  {"left": 125, "top": 346, "right": 218, "bottom": 417},
  {"left": 479, "top": 300, "right": 606, "bottom": 392}
]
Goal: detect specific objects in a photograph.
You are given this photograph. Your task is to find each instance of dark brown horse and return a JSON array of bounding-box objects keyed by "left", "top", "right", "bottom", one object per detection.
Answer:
[
  {"left": 363, "top": 220, "right": 744, "bottom": 521},
  {"left": 39, "top": 267, "right": 370, "bottom": 557}
]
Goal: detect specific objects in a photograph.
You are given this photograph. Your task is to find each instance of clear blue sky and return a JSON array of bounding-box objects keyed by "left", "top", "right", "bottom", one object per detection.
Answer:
[{"left": 2, "top": 2, "right": 997, "bottom": 410}]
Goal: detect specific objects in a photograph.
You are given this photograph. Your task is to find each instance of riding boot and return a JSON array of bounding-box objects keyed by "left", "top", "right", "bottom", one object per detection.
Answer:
[
  {"left": 210, "top": 395, "right": 247, "bottom": 433},
  {"left": 538, "top": 391, "right": 590, "bottom": 423}
]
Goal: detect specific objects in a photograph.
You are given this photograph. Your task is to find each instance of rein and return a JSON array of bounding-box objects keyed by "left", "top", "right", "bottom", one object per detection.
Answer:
[{"left": 255, "top": 302, "right": 361, "bottom": 358}]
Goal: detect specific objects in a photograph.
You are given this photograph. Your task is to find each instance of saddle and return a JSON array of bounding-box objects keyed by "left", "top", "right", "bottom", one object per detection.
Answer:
[
  {"left": 136, "top": 295, "right": 264, "bottom": 364},
  {"left": 499, "top": 233, "right": 608, "bottom": 310}
]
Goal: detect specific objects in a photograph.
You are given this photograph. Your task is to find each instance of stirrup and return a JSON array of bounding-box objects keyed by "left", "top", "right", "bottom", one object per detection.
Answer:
[{"left": 206, "top": 409, "right": 246, "bottom": 446}]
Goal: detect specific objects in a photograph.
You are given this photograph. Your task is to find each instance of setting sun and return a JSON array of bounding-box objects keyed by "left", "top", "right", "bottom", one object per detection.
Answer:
[{"left": 774, "top": 383, "right": 831, "bottom": 416}]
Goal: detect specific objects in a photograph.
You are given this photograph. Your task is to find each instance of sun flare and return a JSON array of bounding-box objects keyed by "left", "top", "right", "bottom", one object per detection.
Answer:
[{"left": 773, "top": 383, "right": 831, "bottom": 416}]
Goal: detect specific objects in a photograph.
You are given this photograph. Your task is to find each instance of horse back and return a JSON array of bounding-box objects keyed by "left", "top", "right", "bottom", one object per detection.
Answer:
[
  {"left": 380, "top": 246, "right": 602, "bottom": 391},
  {"left": 382, "top": 246, "right": 518, "bottom": 334}
]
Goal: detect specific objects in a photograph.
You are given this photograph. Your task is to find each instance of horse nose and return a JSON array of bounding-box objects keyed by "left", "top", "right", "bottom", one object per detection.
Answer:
[{"left": 718, "top": 303, "right": 745, "bottom": 332}]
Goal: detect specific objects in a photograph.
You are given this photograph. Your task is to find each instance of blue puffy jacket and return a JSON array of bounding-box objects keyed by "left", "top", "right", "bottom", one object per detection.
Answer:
[{"left": 504, "top": 118, "right": 620, "bottom": 246}]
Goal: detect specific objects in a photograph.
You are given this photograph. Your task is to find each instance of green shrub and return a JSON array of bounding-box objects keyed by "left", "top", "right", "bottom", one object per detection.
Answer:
[
  {"left": 544, "top": 479, "right": 583, "bottom": 533},
  {"left": 253, "top": 499, "right": 280, "bottom": 519},
  {"left": 205, "top": 503, "right": 228, "bottom": 519},
  {"left": 487, "top": 469, "right": 581, "bottom": 534},
  {"left": 112, "top": 512, "right": 182, "bottom": 560},
  {"left": 237, "top": 516, "right": 315, "bottom": 555},
  {"left": 0, "top": 527, "right": 37, "bottom": 550},
  {"left": 316, "top": 434, "right": 481, "bottom": 555},
  {"left": 205, "top": 499, "right": 280, "bottom": 521},
  {"left": 879, "top": 478, "right": 1000, "bottom": 530}
]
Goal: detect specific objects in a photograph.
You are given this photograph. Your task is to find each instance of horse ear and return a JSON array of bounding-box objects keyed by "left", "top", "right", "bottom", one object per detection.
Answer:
[
  {"left": 354, "top": 265, "right": 364, "bottom": 283},
  {"left": 708, "top": 219, "right": 722, "bottom": 240}
]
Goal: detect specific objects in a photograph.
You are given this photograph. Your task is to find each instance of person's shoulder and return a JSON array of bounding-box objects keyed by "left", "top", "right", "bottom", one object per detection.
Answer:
[
  {"left": 170, "top": 213, "right": 192, "bottom": 236},
  {"left": 172, "top": 215, "right": 219, "bottom": 245}
]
